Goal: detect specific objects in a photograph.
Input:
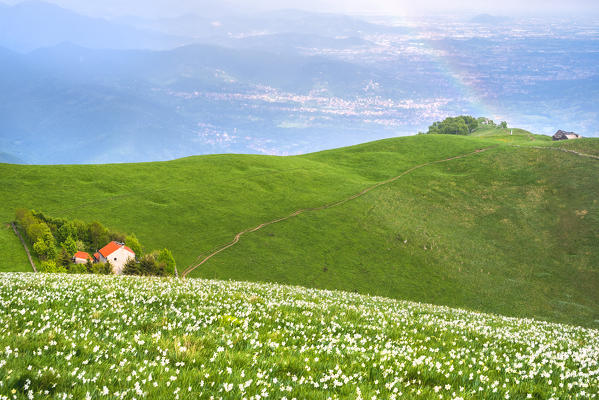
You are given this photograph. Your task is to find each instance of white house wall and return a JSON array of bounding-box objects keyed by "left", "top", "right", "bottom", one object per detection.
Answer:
[{"left": 105, "top": 247, "right": 135, "bottom": 275}]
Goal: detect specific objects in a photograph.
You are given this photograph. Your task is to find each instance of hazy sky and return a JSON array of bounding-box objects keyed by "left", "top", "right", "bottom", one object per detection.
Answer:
[{"left": 4, "top": 0, "right": 599, "bottom": 18}]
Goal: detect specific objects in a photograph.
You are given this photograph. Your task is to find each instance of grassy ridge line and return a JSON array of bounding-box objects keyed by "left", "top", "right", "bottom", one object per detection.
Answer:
[
  {"left": 196, "top": 140, "right": 598, "bottom": 327},
  {"left": 473, "top": 127, "right": 599, "bottom": 157},
  {"left": 469, "top": 127, "right": 550, "bottom": 144},
  {"left": 1, "top": 133, "right": 597, "bottom": 327},
  {"left": 0, "top": 135, "right": 488, "bottom": 271},
  {"left": 182, "top": 147, "right": 494, "bottom": 277}
]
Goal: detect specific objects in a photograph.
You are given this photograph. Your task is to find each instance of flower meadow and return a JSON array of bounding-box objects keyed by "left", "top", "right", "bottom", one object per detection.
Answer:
[{"left": 0, "top": 273, "right": 597, "bottom": 399}]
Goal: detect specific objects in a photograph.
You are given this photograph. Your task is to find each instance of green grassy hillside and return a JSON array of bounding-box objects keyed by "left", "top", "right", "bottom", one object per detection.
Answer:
[
  {"left": 0, "top": 224, "right": 31, "bottom": 272},
  {"left": 470, "top": 127, "right": 550, "bottom": 143},
  {"left": 1, "top": 132, "right": 597, "bottom": 327}
]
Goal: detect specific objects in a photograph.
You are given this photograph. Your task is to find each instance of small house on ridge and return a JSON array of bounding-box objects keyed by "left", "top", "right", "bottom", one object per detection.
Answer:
[{"left": 552, "top": 130, "right": 581, "bottom": 141}]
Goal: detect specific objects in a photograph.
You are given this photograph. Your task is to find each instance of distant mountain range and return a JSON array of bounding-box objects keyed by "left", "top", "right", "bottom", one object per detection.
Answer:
[
  {"left": 210, "top": 33, "right": 373, "bottom": 55},
  {"left": 0, "top": 1, "right": 188, "bottom": 52},
  {"left": 0, "top": 1, "right": 597, "bottom": 164},
  {"left": 0, "top": 42, "right": 387, "bottom": 164},
  {"left": 115, "top": 9, "right": 409, "bottom": 40},
  {"left": 0, "top": 1, "right": 405, "bottom": 53},
  {"left": 469, "top": 14, "right": 511, "bottom": 24},
  {"left": 0, "top": 151, "right": 24, "bottom": 164},
  {"left": 0, "top": 1, "right": 420, "bottom": 164}
]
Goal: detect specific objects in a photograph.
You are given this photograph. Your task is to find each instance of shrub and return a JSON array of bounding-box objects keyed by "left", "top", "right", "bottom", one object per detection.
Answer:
[
  {"left": 68, "top": 263, "right": 88, "bottom": 274},
  {"left": 123, "top": 254, "right": 166, "bottom": 277},
  {"left": 91, "top": 262, "right": 112, "bottom": 275},
  {"left": 57, "top": 248, "right": 72, "bottom": 267},
  {"left": 140, "top": 254, "right": 165, "bottom": 276},
  {"left": 125, "top": 234, "right": 143, "bottom": 257},
  {"left": 157, "top": 248, "right": 176, "bottom": 276},
  {"left": 85, "top": 259, "right": 93, "bottom": 273},
  {"left": 39, "top": 260, "right": 67, "bottom": 273},
  {"left": 72, "top": 220, "right": 88, "bottom": 244},
  {"left": 33, "top": 238, "right": 50, "bottom": 260},
  {"left": 15, "top": 208, "right": 36, "bottom": 232},
  {"left": 89, "top": 221, "right": 109, "bottom": 250},
  {"left": 61, "top": 235, "right": 78, "bottom": 256},
  {"left": 27, "top": 222, "right": 52, "bottom": 244},
  {"left": 57, "top": 222, "right": 78, "bottom": 243},
  {"left": 122, "top": 258, "right": 141, "bottom": 276},
  {"left": 109, "top": 231, "right": 126, "bottom": 243}
]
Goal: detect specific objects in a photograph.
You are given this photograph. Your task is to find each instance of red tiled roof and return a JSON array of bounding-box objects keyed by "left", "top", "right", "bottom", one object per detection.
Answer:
[
  {"left": 123, "top": 245, "right": 134, "bottom": 255},
  {"left": 98, "top": 241, "right": 136, "bottom": 257},
  {"left": 93, "top": 252, "right": 101, "bottom": 260},
  {"left": 98, "top": 241, "right": 121, "bottom": 257},
  {"left": 74, "top": 251, "right": 91, "bottom": 260}
]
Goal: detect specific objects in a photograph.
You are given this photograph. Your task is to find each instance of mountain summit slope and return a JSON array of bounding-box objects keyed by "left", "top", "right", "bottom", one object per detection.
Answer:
[{"left": 1, "top": 132, "right": 597, "bottom": 326}]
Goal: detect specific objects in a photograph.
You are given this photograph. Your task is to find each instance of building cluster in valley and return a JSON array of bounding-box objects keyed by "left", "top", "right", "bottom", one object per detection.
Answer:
[{"left": 73, "top": 241, "right": 135, "bottom": 275}]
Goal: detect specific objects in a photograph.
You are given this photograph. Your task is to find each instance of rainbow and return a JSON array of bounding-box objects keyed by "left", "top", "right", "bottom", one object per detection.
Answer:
[{"left": 386, "top": 13, "right": 507, "bottom": 122}]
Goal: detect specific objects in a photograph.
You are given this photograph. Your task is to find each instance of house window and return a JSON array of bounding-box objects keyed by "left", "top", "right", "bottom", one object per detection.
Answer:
[{"left": 114, "top": 257, "right": 117, "bottom": 261}]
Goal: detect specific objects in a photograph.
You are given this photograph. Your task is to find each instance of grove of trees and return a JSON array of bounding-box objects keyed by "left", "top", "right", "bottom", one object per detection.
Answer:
[
  {"left": 422, "top": 116, "right": 508, "bottom": 135},
  {"left": 15, "top": 208, "right": 175, "bottom": 277},
  {"left": 122, "top": 249, "right": 176, "bottom": 277}
]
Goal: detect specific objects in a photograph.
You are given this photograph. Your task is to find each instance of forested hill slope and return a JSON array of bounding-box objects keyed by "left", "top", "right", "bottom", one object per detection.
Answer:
[{"left": 1, "top": 130, "right": 597, "bottom": 327}]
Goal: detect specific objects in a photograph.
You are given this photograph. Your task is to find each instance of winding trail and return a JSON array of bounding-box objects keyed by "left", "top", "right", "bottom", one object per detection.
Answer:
[
  {"left": 182, "top": 147, "right": 493, "bottom": 278},
  {"left": 516, "top": 145, "right": 599, "bottom": 160},
  {"left": 10, "top": 222, "right": 37, "bottom": 272}
]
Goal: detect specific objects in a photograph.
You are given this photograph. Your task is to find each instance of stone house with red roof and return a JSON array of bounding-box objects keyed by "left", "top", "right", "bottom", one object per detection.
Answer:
[
  {"left": 94, "top": 241, "right": 136, "bottom": 275},
  {"left": 73, "top": 251, "right": 92, "bottom": 264}
]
